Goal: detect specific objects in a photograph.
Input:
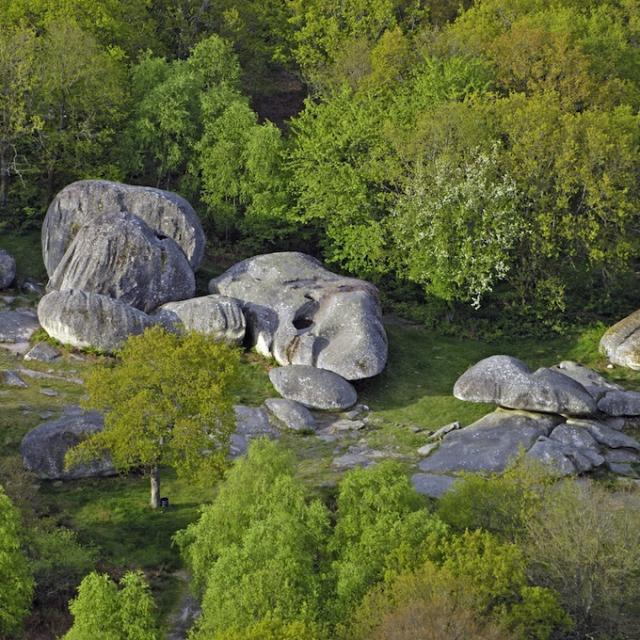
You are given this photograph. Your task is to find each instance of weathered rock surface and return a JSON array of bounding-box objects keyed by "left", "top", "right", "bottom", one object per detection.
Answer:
[
  {"left": 0, "top": 310, "right": 39, "bottom": 343},
  {"left": 550, "top": 361, "right": 621, "bottom": 400},
  {"left": 38, "top": 289, "right": 157, "bottom": 352},
  {"left": 154, "top": 295, "right": 245, "bottom": 344},
  {"left": 269, "top": 365, "right": 357, "bottom": 410},
  {"left": 209, "top": 252, "right": 387, "bottom": 380},
  {"left": 453, "top": 355, "right": 596, "bottom": 416},
  {"left": 411, "top": 473, "right": 457, "bottom": 498},
  {"left": 600, "top": 309, "right": 640, "bottom": 370},
  {"left": 597, "top": 390, "right": 640, "bottom": 416},
  {"left": 566, "top": 418, "right": 640, "bottom": 451},
  {"left": 264, "top": 398, "right": 316, "bottom": 432},
  {"left": 418, "top": 410, "right": 561, "bottom": 474},
  {"left": 24, "top": 342, "right": 61, "bottom": 363},
  {"left": 230, "top": 405, "right": 279, "bottom": 457},
  {"left": 0, "top": 249, "right": 16, "bottom": 289},
  {"left": 548, "top": 423, "right": 604, "bottom": 467},
  {"left": 43, "top": 180, "right": 205, "bottom": 274},
  {"left": 21, "top": 411, "right": 115, "bottom": 480},
  {"left": 47, "top": 210, "right": 195, "bottom": 313},
  {"left": 2, "top": 370, "right": 27, "bottom": 388}
]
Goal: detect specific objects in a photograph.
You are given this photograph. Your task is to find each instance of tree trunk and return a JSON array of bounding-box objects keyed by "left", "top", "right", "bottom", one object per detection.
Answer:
[{"left": 150, "top": 466, "right": 160, "bottom": 509}]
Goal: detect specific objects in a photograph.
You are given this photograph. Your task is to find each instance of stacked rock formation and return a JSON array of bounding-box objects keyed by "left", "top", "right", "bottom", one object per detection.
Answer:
[{"left": 413, "top": 356, "right": 640, "bottom": 498}]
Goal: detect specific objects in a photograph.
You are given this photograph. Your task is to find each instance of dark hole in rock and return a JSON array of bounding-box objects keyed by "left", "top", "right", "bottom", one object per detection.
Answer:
[
  {"left": 293, "top": 317, "right": 314, "bottom": 330},
  {"left": 155, "top": 233, "right": 168, "bottom": 240}
]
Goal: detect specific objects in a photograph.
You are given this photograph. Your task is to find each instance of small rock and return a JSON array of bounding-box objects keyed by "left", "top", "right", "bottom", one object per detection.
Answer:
[
  {"left": 344, "top": 405, "right": 369, "bottom": 420},
  {"left": 24, "top": 342, "right": 61, "bottom": 363},
  {"left": 332, "top": 451, "right": 372, "bottom": 470},
  {"left": 411, "top": 473, "right": 457, "bottom": 498},
  {"left": 417, "top": 442, "right": 439, "bottom": 456},
  {"left": 429, "top": 421, "right": 461, "bottom": 440},
  {"left": 0, "top": 310, "right": 39, "bottom": 343},
  {"left": 1, "top": 296, "right": 15, "bottom": 304},
  {"left": 329, "top": 419, "right": 366, "bottom": 433},
  {"left": 2, "top": 370, "right": 27, "bottom": 388},
  {"left": 21, "top": 280, "right": 44, "bottom": 296},
  {"left": 0, "top": 250, "right": 16, "bottom": 289},
  {"left": 39, "top": 388, "right": 59, "bottom": 397},
  {"left": 264, "top": 398, "right": 316, "bottom": 432}
]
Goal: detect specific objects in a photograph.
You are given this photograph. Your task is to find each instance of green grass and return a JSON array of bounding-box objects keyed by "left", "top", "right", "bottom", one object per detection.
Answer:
[{"left": 0, "top": 230, "right": 46, "bottom": 282}]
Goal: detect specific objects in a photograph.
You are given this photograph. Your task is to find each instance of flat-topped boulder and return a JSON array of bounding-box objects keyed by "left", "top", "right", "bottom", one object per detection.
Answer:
[
  {"left": 47, "top": 210, "right": 195, "bottom": 313},
  {"left": 600, "top": 309, "right": 640, "bottom": 370},
  {"left": 418, "top": 409, "right": 561, "bottom": 474},
  {"left": 0, "top": 249, "right": 16, "bottom": 289},
  {"left": 21, "top": 410, "right": 115, "bottom": 480},
  {"left": 0, "top": 309, "right": 39, "bottom": 343},
  {"left": 453, "top": 355, "right": 597, "bottom": 416},
  {"left": 43, "top": 180, "right": 205, "bottom": 274},
  {"left": 154, "top": 295, "right": 245, "bottom": 344},
  {"left": 269, "top": 365, "right": 357, "bottom": 410},
  {"left": 38, "top": 289, "right": 157, "bottom": 352},
  {"left": 209, "top": 252, "right": 387, "bottom": 380}
]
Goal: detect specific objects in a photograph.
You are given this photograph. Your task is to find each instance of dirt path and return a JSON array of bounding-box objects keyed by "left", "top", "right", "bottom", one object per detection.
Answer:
[{"left": 166, "top": 571, "right": 201, "bottom": 640}]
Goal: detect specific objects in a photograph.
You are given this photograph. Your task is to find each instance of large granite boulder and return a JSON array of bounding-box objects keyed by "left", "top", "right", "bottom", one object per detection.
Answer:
[
  {"left": 21, "top": 411, "right": 115, "bottom": 480},
  {"left": 269, "top": 365, "right": 357, "bottom": 410},
  {"left": 38, "top": 289, "right": 157, "bottom": 352},
  {"left": 418, "top": 409, "right": 562, "bottom": 475},
  {"left": 154, "top": 295, "right": 245, "bottom": 344},
  {"left": 0, "top": 249, "right": 16, "bottom": 289},
  {"left": 453, "top": 355, "right": 597, "bottom": 416},
  {"left": 47, "top": 210, "right": 195, "bottom": 313},
  {"left": 599, "top": 309, "right": 640, "bottom": 370},
  {"left": 209, "top": 252, "right": 387, "bottom": 380},
  {"left": 43, "top": 180, "right": 205, "bottom": 274},
  {"left": 0, "top": 309, "right": 39, "bottom": 343}
]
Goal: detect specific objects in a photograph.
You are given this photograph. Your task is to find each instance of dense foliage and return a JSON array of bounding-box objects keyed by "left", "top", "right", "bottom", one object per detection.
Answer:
[{"left": 66, "top": 327, "right": 241, "bottom": 507}]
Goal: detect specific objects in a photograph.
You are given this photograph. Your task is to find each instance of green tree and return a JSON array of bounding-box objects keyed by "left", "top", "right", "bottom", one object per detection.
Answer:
[
  {"left": 64, "top": 571, "right": 158, "bottom": 640},
  {"left": 177, "top": 440, "right": 329, "bottom": 636},
  {"left": 0, "top": 484, "right": 34, "bottom": 637},
  {"left": 66, "top": 327, "right": 241, "bottom": 508}
]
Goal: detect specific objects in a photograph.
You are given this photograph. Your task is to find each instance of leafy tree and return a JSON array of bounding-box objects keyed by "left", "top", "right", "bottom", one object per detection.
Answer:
[
  {"left": 66, "top": 327, "right": 240, "bottom": 508},
  {"left": 178, "top": 440, "right": 329, "bottom": 636},
  {"left": 0, "top": 484, "right": 34, "bottom": 637},
  {"left": 64, "top": 571, "right": 158, "bottom": 640},
  {"left": 330, "top": 461, "right": 449, "bottom": 618}
]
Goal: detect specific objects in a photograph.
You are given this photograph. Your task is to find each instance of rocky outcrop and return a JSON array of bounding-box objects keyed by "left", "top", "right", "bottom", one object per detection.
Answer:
[
  {"left": 269, "top": 365, "right": 357, "bottom": 410},
  {"left": 209, "top": 252, "right": 387, "bottom": 380},
  {"left": 0, "top": 249, "right": 16, "bottom": 289},
  {"left": 42, "top": 180, "right": 205, "bottom": 274},
  {"left": 21, "top": 410, "right": 115, "bottom": 480},
  {"left": 453, "top": 355, "right": 597, "bottom": 416},
  {"left": 38, "top": 289, "right": 157, "bottom": 352},
  {"left": 47, "top": 210, "right": 195, "bottom": 313},
  {"left": 154, "top": 295, "right": 245, "bottom": 344},
  {"left": 0, "top": 310, "right": 39, "bottom": 343}
]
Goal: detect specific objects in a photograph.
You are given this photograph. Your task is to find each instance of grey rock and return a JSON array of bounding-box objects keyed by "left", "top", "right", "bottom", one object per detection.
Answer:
[
  {"left": 417, "top": 442, "right": 439, "bottom": 456},
  {"left": 22, "top": 280, "right": 44, "bottom": 296},
  {"left": 47, "top": 210, "right": 195, "bottom": 313},
  {"left": 269, "top": 365, "right": 357, "bottom": 410},
  {"left": 328, "top": 419, "right": 366, "bottom": 433},
  {"left": 209, "top": 252, "right": 387, "bottom": 380},
  {"left": 2, "top": 370, "right": 27, "bottom": 388},
  {"left": 418, "top": 409, "right": 561, "bottom": 475},
  {"left": 526, "top": 437, "right": 579, "bottom": 475},
  {"left": 332, "top": 451, "right": 372, "bottom": 471},
  {"left": 154, "top": 295, "right": 245, "bottom": 344},
  {"left": 453, "top": 355, "right": 596, "bottom": 416},
  {"left": 38, "top": 289, "right": 157, "bottom": 352},
  {"left": 551, "top": 361, "right": 621, "bottom": 399},
  {"left": 603, "top": 449, "right": 640, "bottom": 477},
  {"left": 344, "top": 405, "right": 369, "bottom": 420},
  {"left": 43, "top": 179, "right": 205, "bottom": 274},
  {"left": 24, "top": 342, "right": 61, "bottom": 363},
  {"left": 566, "top": 418, "right": 640, "bottom": 451},
  {"left": 411, "top": 473, "right": 457, "bottom": 498},
  {"left": 39, "top": 388, "right": 59, "bottom": 397},
  {"left": 0, "top": 249, "right": 16, "bottom": 289},
  {"left": 0, "top": 310, "right": 39, "bottom": 343},
  {"left": 597, "top": 390, "right": 640, "bottom": 416},
  {"left": 264, "top": 398, "right": 316, "bottom": 432},
  {"left": 20, "top": 411, "right": 115, "bottom": 480},
  {"left": 429, "top": 421, "right": 461, "bottom": 440},
  {"left": 549, "top": 423, "right": 601, "bottom": 454},
  {"left": 230, "top": 405, "right": 279, "bottom": 457},
  {"left": 600, "top": 309, "right": 640, "bottom": 370}
]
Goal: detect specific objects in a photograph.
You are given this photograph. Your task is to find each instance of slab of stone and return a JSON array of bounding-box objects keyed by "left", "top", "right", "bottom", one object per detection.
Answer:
[
  {"left": 597, "top": 390, "right": 640, "bottom": 416},
  {"left": 24, "top": 342, "right": 61, "bottom": 363},
  {"left": 417, "top": 442, "right": 439, "bottom": 456},
  {"left": 2, "top": 370, "right": 27, "bottom": 388},
  {"left": 0, "top": 310, "right": 39, "bottom": 343},
  {"left": 567, "top": 418, "right": 640, "bottom": 451},
  {"left": 429, "top": 421, "right": 461, "bottom": 440},
  {"left": 454, "top": 355, "right": 596, "bottom": 416},
  {"left": 209, "top": 252, "right": 387, "bottom": 380},
  {"left": 418, "top": 410, "right": 561, "bottom": 475},
  {"left": 264, "top": 398, "right": 316, "bottom": 432},
  {"left": 269, "top": 365, "right": 357, "bottom": 410},
  {"left": 550, "top": 361, "right": 621, "bottom": 400},
  {"left": 21, "top": 411, "right": 115, "bottom": 480},
  {"left": 526, "top": 437, "right": 579, "bottom": 475},
  {"left": 411, "top": 473, "right": 457, "bottom": 498}
]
